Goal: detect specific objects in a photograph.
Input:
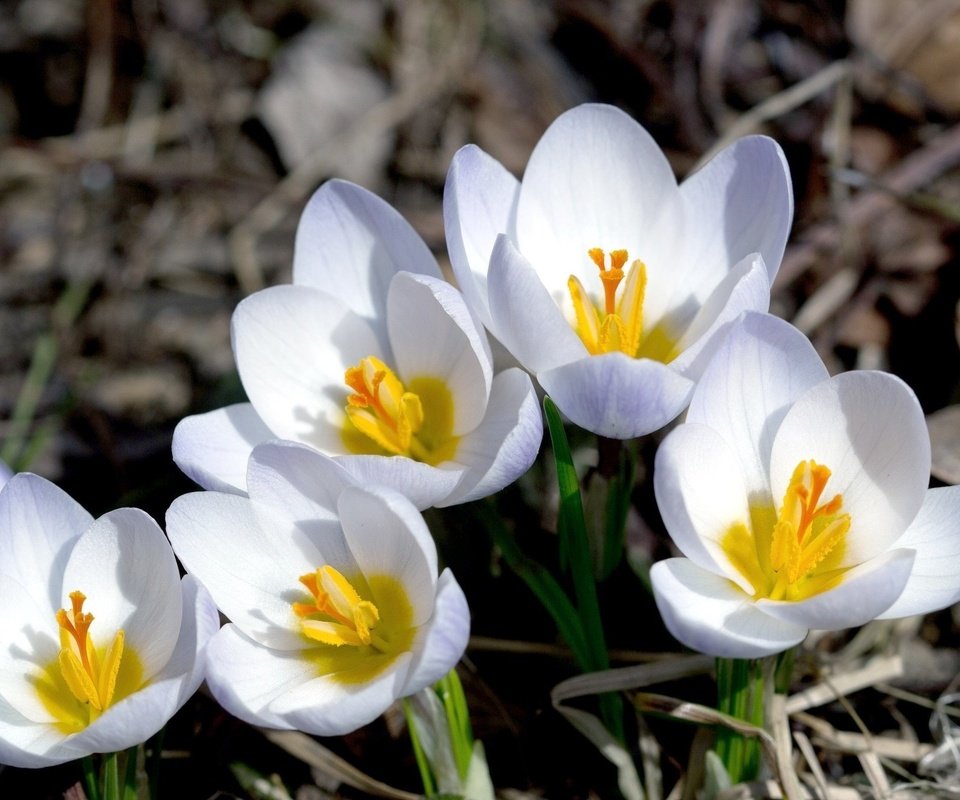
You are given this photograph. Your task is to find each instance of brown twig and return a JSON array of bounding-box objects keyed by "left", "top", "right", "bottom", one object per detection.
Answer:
[{"left": 776, "top": 122, "right": 960, "bottom": 290}]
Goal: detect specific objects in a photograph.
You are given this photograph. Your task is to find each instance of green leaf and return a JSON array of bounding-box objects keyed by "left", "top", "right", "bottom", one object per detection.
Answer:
[
  {"left": 542, "top": 398, "right": 606, "bottom": 665},
  {"left": 477, "top": 501, "right": 592, "bottom": 670},
  {"left": 402, "top": 696, "right": 438, "bottom": 797},
  {"left": 543, "top": 397, "right": 624, "bottom": 741}
]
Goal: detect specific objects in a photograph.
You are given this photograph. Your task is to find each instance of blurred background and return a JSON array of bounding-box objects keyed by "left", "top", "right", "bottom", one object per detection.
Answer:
[{"left": 2, "top": 0, "right": 960, "bottom": 796}]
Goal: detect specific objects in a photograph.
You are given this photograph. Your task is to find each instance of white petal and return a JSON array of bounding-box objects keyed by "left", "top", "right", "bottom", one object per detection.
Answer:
[
  {"left": 0, "top": 473, "right": 92, "bottom": 620},
  {"left": 387, "top": 272, "right": 492, "bottom": 434},
  {"left": 757, "top": 549, "right": 915, "bottom": 630},
  {"left": 61, "top": 508, "right": 182, "bottom": 681},
  {"left": 402, "top": 570, "right": 470, "bottom": 695},
  {"left": 246, "top": 440, "right": 357, "bottom": 533},
  {"left": 444, "top": 145, "right": 520, "bottom": 330},
  {"left": 0, "top": 460, "right": 12, "bottom": 490},
  {"left": 0, "top": 702, "right": 69, "bottom": 767},
  {"left": 771, "top": 372, "right": 930, "bottom": 565},
  {"left": 58, "top": 677, "right": 185, "bottom": 759},
  {"left": 668, "top": 254, "right": 771, "bottom": 379},
  {"left": 172, "top": 403, "right": 272, "bottom": 494},
  {"left": 651, "top": 559, "right": 807, "bottom": 658},
  {"left": 487, "top": 235, "right": 585, "bottom": 373},
  {"left": 270, "top": 653, "right": 412, "bottom": 736},
  {"left": 338, "top": 486, "right": 438, "bottom": 626},
  {"left": 878, "top": 486, "right": 960, "bottom": 619},
  {"left": 0, "top": 576, "right": 60, "bottom": 725},
  {"left": 654, "top": 423, "right": 754, "bottom": 591},
  {"left": 204, "top": 624, "right": 317, "bottom": 730},
  {"left": 515, "top": 104, "right": 681, "bottom": 301},
  {"left": 293, "top": 179, "right": 442, "bottom": 330},
  {"left": 334, "top": 454, "right": 464, "bottom": 510},
  {"left": 233, "top": 284, "right": 382, "bottom": 453},
  {"left": 439, "top": 368, "right": 542, "bottom": 507},
  {"left": 166, "top": 491, "right": 327, "bottom": 649},
  {"left": 678, "top": 136, "right": 792, "bottom": 293},
  {"left": 538, "top": 354, "right": 694, "bottom": 439},
  {"left": 152, "top": 575, "right": 220, "bottom": 687},
  {"left": 686, "top": 312, "right": 828, "bottom": 500}
]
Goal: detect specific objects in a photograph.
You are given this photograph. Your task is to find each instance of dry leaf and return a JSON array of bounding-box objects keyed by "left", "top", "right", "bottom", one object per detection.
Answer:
[
  {"left": 257, "top": 25, "right": 392, "bottom": 186},
  {"left": 848, "top": 0, "right": 960, "bottom": 113}
]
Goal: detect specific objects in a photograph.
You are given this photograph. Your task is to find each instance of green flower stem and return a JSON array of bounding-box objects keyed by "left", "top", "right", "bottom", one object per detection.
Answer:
[
  {"left": 122, "top": 744, "right": 140, "bottom": 800},
  {"left": 148, "top": 726, "right": 166, "bottom": 800},
  {"left": 543, "top": 397, "right": 624, "bottom": 742},
  {"left": 715, "top": 658, "right": 764, "bottom": 783},
  {"left": 774, "top": 647, "right": 795, "bottom": 695},
  {"left": 744, "top": 660, "right": 765, "bottom": 779},
  {"left": 600, "top": 442, "right": 634, "bottom": 580},
  {"left": 596, "top": 435, "right": 622, "bottom": 479},
  {"left": 714, "top": 658, "right": 735, "bottom": 777},
  {"left": 82, "top": 756, "right": 102, "bottom": 800},
  {"left": 102, "top": 751, "right": 120, "bottom": 800},
  {"left": 402, "top": 697, "right": 436, "bottom": 797}
]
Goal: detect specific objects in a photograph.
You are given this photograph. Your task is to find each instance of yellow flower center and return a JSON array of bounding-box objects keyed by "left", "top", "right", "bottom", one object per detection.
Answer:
[
  {"left": 33, "top": 590, "right": 143, "bottom": 732},
  {"left": 341, "top": 356, "right": 459, "bottom": 465},
  {"left": 294, "top": 565, "right": 386, "bottom": 650},
  {"left": 567, "top": 248, "right": 677, "bottom": 362},
  {"left": 721, "top": 460, "right": 852, "bottom": 602},
  {"left": 293, "top": 566, "right": 415, "bottom": 685}
]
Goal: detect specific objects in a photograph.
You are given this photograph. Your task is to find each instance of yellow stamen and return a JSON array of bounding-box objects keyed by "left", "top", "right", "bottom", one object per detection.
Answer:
[
  {"left": 295, "top": 566, "right": 388, "bottom": 651},
  {"left": 721, "top": 460, "right": 851, "bottom": 602},
  {"left": 55, "top": 591, "right": 126, "bottom": 713},
  {"left": 569, "top": 248, "right": 665, "bottom": 359},
  {"left": 342, "top": 357, "right": 458, "bottom": 465}
]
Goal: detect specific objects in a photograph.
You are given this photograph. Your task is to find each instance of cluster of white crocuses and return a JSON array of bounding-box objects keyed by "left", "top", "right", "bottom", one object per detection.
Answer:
[{"left": 1, "top": 101, "right": 959, "bottom": 771}]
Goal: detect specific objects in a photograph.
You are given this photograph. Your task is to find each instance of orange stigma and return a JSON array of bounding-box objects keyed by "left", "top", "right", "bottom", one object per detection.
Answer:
[{"left": 588, "top": 248, "right": 629, "bottom": 314}]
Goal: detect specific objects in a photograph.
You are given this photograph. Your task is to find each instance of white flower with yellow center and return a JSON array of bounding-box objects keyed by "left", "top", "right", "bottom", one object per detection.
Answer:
[
  {"left": 444, "top": 103, "right": 793, "bottom": 438},
  {"left": 650, "top": 313, "right": 960, "bottom": 658},
  {"left": 166, "top": 440, "right": 470, "bottom": 735},
  {"left": 173, "top": 180, "right": 541, "bottom": 508},
  {"left": 0, "top": 474, "right": 217, "bottom": 767}
]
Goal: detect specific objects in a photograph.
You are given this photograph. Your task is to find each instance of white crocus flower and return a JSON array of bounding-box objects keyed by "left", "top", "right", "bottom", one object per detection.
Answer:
[
  {"left": 444, "top": 103, "right": 793, "bottom": 438},
  {"left": 173, "top": 180, "right": 541, "bottom": 509},
  {"left": 167, "top": 440, "right": 470, "bottom": 735},
  {"left": 0, "top": 474, "right": 218, "bottom": 767},
  {"left": 650, "top": 313, "right": 960, "bottom": 658}
]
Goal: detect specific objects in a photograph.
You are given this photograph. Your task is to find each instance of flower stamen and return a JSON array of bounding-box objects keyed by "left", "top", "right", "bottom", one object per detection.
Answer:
[
  {"left": 295, "top": 566, "right": 390, "bottom": 651},
  {"left": 569, "top": 248, "right": 648, "bottom": 358},
  {"left": 55, "top": 591, "right": 125, "bottom": 713},
  {"left": 722, "top": 460, "right": 851, "bottom": 602},
  {"left": 343, "top": 357, "right": 458, "bottom": 465}
]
